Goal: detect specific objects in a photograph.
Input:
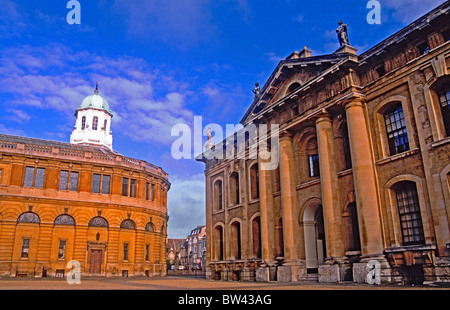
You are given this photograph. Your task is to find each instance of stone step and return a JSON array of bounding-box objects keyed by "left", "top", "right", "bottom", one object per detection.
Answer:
[{"left": 299, "top": 273, "right": 319, "bottom": 283}]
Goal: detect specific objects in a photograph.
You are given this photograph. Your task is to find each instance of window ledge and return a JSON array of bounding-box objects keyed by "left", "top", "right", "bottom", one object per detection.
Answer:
[
  {"left": 376, "top": 148, "right": 419, "bottom": 166},
  {"left": 228, "top": 203, "right": 243, "bottom": 210},
  {"left": 212, "top": 209, "right": 225, "bottom": 215},
  {"left": 296, "top": 178, "right": 320, "bottom": 190},
  {"left": 384, "top": 244, "right": 436, "bottom": 253},
  {"left": 431, "top": 136, "right": 450, "bottom": 148}
]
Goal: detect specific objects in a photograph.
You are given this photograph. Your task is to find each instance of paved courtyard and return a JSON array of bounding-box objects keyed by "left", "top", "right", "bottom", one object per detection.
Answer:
[{"left": 0, "top": 275, "right": 447, "bottom": 290}]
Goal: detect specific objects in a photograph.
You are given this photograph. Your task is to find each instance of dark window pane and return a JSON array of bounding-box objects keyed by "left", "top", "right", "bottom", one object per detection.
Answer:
[
  {"left": 439, "top": 90, "right": 450, "bottom": 137},
  {"left": 130, "top": 179, "right": 137, "bottom": 198},
  {"left": 69, "top": 172, "right": 79, "bottom": 191},
  {"left": 34, "top": 168, "right": 45, "bottom": 189},
  {"left": 24, "top": 167, "right": 35, "bottom": 187},
  {"left": 308, "top": 154, "right": 320, "bottom": 177},
  {"left": 395, "top": 182, "right": 425, "bottom": 246},
  {"left": 92, "top": 174, "right": 101, "bottom": 193},
  {"left": 92, "top": 116, "right": 98, "bottom": 131},
  {"left": 59, "top": 170, "right": 69, "bottom": 191},
  {"left": 123, "top": 243, "right": 129, "bottom": 261},
  {"left": 58, "top": 240, "right": 66, "bottom": 259},
  {"left": 122, "top": 177, "right": 129, "bottom": 196},
  {"left": 21, "top": 239, "right": 30, "bottom": 258},
  {"left": 81, "top": 116, "right": 86, "bottom": 130},
  {"left": 102, "top": 175, "right": 110, "bottom": 194},
  {"left": 384, "top": 104, "right": 410, "bottom": 155}
]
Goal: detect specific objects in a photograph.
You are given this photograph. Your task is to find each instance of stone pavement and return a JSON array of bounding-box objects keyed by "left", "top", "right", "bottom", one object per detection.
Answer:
[{"left": 0, "top": 275, "right": 447, "bottom": 290}]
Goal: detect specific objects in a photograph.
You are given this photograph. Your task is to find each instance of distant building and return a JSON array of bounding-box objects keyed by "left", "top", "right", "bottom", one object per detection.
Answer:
[
  {"left": 0, "top": 87, "right": 170, "bottom": 278},
  {"left": 197, "top": 3, "right": 450, "bottom": 284},
  {"left": 186, "top": 225, "right": 206, "bottom": 270},
  {"left": 166, "top": 238, "right": 185, "bottom": 267}
]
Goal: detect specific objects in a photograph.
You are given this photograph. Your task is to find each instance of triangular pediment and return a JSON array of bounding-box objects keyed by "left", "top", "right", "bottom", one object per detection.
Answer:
[{"left": 241, "top": 52, "right": 351, "bottom": 124}]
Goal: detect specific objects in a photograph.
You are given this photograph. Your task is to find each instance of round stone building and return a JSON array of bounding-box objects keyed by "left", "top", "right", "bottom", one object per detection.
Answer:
[{"left": 0, "top": 87, "right": 170, "bottom": 278}]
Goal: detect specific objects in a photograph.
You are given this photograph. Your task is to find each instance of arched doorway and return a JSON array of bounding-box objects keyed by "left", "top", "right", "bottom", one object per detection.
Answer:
[{"left": 303, "top": 203, "right": 326, "bottom": 274}]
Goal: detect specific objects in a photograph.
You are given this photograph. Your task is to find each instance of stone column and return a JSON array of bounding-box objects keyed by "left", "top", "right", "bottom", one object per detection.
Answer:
[
  {"left": 258, "top": 151, "right": 275, "bottom": 264},
  {"left": 344, "top": 97, "right": 390, "bottom": 282},
  {"left": 255, "top": 151, "right": 277, "bottom": 282},
  {"left": 278, "top": 131, "right": 301, "bottom": 281},
  {"left": 315, "top": 114, "right": 345, "bottom": 260},
  {"left": 315, "top": 114, "right": 346, "bottom": 282},
  {"left": 345, "top": 99, "right": 384, "bottom": 255}
]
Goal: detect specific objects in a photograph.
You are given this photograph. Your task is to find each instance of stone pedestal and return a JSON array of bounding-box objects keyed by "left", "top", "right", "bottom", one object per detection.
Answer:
[
  {"left": 334, "top": 44, "right": 358, "bottom": 55},
  {"left": 319, "top": 264, "right": 340, "bottom": 283},
  {"left": 277, "top": 266, "right": 292, "bottom": 283},
  {"left": 205, "top": 267, "right": 212, "bottom": 280},
  {"left": 255, "top": 266, "right": 270, "bottom": 282}
]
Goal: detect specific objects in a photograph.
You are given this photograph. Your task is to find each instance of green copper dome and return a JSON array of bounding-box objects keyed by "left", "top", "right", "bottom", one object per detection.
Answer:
[{"left": 77, "top": 85, "right": 113, "bottom": 115}]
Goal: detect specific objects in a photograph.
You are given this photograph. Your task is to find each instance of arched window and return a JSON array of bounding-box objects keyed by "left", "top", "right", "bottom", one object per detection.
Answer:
[
  {"left": 103, "top": 119, "right": 107, "bottom": 131},
  {"left": 17, "top": 212, "right": 40, "bottom": 224},
  {"left": 145, "top": 222, "right": 155, "bottom": 232},
  {"left": 88, "top": 216, "right": 109, "bottom": 227},
  {"left": 213, "top": 179, "right": 223, "bottom": 211},
  {"left": 120, "top": 219, "right": 136, "bottom": 230},
  {"left": 54, "top": 214, "right": 75, "bottom": 226},
  {"left": 252, "top": 217, "right": 261, "bottom": 258},
  {"left": 306, "top": 137, "right": 320, "bottom": 178},
  {"left": 92, "top": 116, "right": 99, "bottom": 131},
  {"left": 81, "top": 116, "right": 86, "bottom": 130},
  {"left": 230, "top": 221, "right": 241, "bottom": 259},
  {"left": 250, "top": 163, "right": 259, "bottom": 199},
  {"left": 229, "top": 172, "right": 240, "bottom": 205},
  {"left": 392, "top": 181, "right": 425, "bottom": 246},
  {"left": 214, "top": 225, "right": 224, "bottom": 261},
  {"left": 383, "top": 103, "right": 410, "bottom": 156},
  {"left": 287, "top": 82, "right": 301, "bottom": 95},
  {"left": 438, "top": 88, "right": 450, "bottom": 137},
  {"left": 343, "top": 202, "right": 361, "bottom": 251}
]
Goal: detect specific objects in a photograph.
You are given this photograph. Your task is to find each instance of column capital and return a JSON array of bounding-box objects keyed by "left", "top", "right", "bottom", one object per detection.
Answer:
[
  {"left": 279, "top": 130, "right": 293, "bottom": 141},
  {"left": 343, "top": 94, "right": 366, "bottom": 110},
  {"left": 315, "top": 110, "right": 332, "bottom": 125}
]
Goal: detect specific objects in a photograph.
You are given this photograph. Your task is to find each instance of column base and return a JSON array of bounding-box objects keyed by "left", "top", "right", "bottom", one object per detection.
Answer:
[
  {"left": 318, "top": 258, "right": 351, "bottom": 283},
  {"left": 280, "top": 260, "right": 304, "bottom": 282},
  {"left": 205, "top": 267, "right": 212, "bottom": 280}
]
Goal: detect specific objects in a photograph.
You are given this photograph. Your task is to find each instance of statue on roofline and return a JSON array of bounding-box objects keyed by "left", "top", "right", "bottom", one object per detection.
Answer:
[
  {"left": 252, "top": 82, "right": 261, "bottom": 100},
  {"left": 336, "top": 20, "right": 350, "bottom": 47}
]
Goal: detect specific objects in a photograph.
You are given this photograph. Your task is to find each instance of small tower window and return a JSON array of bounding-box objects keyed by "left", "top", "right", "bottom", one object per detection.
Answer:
[
  {"left": 81, "top": 116, "right": 86, "bottom": 130},
  {"left": 92, "top": 116, "right": 99, "bottom": 131},
  {"left": 103, "top": 119, "right": 107, "bottom": 131}
]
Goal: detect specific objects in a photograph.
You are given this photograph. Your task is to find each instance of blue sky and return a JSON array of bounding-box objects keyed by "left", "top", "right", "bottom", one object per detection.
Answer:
[{"left": 0, "top": 0, "right": 445, "bottom": 238}]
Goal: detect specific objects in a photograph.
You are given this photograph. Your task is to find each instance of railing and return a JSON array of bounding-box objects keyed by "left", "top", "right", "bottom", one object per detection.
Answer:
[
  {"left": 24, "top": 144, "right": 52, "bottom": 153},
  {"left": 0, "top": 141, "right": 17, "bottom": 149},
  {"left": 0, "top": 139, "right": 169, "bottom": 180}
]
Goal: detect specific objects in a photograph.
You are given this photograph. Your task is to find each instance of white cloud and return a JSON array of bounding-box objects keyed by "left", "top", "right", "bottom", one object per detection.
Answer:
[
  {"left": 381, "top": 0, "right": 446, "bottom": 24},
  {"left": 0, "top": 44, "right": 194, "bottom": 145},
  {"left": 167, "top": 173, "right": 205, "bottom": 238}
]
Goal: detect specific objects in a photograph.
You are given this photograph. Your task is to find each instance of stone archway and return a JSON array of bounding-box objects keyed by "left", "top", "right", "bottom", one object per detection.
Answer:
[{"left": 303, "top": 203, "right": 326, "bottom": 274}]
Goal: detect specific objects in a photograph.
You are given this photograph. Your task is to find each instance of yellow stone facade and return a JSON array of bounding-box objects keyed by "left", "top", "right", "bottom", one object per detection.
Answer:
[
  {"left": 0, "top": 135, "right": 170, "bottom": 278},
  {"left": 198, "top": 4, "right": 450, "bottom": 284}
]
